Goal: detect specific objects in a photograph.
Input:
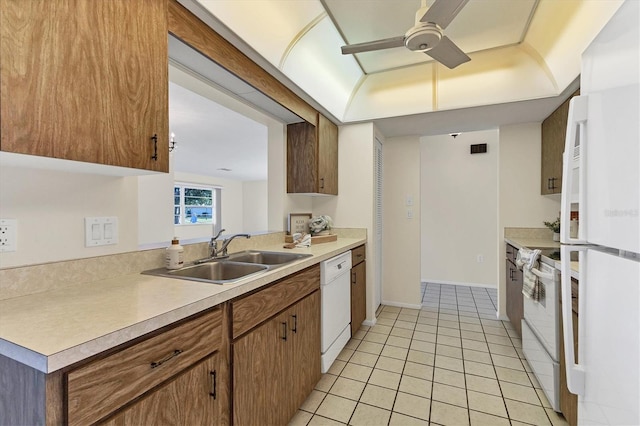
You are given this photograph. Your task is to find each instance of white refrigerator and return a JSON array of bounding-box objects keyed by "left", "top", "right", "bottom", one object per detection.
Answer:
[{"left": 559, "top": 1, "right": 640, "bottom": 425}]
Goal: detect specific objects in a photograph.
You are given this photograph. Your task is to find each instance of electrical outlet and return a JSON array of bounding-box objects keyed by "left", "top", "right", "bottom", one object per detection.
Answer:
[{"left": 0, "top": 219, "right": 17, "bottom": 252}]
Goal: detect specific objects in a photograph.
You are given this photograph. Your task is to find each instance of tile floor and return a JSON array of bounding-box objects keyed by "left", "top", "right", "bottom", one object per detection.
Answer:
[{"left": 289, "top": 283, "right": 569, "bottom": 426}]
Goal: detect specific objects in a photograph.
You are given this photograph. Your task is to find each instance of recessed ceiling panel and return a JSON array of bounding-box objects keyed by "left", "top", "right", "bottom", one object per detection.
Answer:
[
  {"left": 198, "top": 0, "right": 325, "bottom": 68},
  {"left": 325, "top": 0, "right": 537, "bottom": 74}
]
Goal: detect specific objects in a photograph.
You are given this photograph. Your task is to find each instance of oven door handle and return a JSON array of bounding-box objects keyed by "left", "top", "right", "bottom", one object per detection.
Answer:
[{"left": 530, "top": 268, "right": 554, "bottom": 281}]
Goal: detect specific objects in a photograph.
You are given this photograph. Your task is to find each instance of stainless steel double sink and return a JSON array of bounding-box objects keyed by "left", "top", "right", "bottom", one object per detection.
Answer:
[{"left": 143, "top": 250, "right": 312, "bottom": 284}]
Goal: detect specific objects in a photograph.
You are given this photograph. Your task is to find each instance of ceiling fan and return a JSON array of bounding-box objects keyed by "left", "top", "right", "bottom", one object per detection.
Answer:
[{"left": 340, "top": 0, "right": 471, "bottom": 69}]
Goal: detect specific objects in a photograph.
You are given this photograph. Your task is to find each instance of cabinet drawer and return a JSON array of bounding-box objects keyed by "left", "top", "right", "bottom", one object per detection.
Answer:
[
  {"left": 67, "top": 307, "right": 223, "bottom": 426},
  {"left": 351, "top": 245, "right": 366, "bottom": 265},
  {"left": 232, "top": 265, "right": 320, "bottom": 339}
]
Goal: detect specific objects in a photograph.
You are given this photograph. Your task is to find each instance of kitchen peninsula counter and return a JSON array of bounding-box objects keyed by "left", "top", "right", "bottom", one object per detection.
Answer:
[{"left": 0, "top": 238, "right": 365, "bottom": 373}]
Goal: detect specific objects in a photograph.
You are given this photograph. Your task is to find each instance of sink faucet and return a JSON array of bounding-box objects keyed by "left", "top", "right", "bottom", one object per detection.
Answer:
[
  {"left": 217, "top": 233, "right": 251, "bottom": 257},
  {"left": 208, "top": 228, "right": 226, "bottom": 258}
]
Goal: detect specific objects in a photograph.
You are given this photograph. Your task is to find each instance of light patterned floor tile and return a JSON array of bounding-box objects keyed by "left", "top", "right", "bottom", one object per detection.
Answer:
[
  {"left": 488, "top": 342, "right": 519, "bottom": 358},
  {"left": 328, "top": 359, "right": 347, "bottom": 375},
  {"left": 462, "top": 348, "right": 492, "bottom": 365},
  {"left": 464, "top": 360, "right": 496, "bottom": 379},
  {"left": 469, "top": 410, "right": 510, "bottom": 426},
  {"left": 430, "top": 401, "right": 470, "bottom": 426},
  {"left": 389, "top": 412, "right": 429, "bottom": 426},
  {"left": 403, "top": 361, "right": 434, "bottom": 380},
  {"left": 398, "top": 374, "right": 432, "bottom": 398},
  {"left": 340, "top": 363, "right": 373, "bottom": 383},
  {"left": 375, "top": 355, "right": 405, "bottom": 373},
  {"left": 359, "top": 383, "right": 397, "bottom": 410},
  {"left": 328, "top": 377, "right": 366, "bottom": 401},
  {"left": 308, "top": 414, "right": 345, "bottom": 426},
  {"left": 410, "top": 339, "right": 436, "bottom": 354},
  {"left": 390, "top": 327, "right": 414, "bottom": 338},
  {"left": 432, "top": 382, "right": 468, "bottom": 408},
  {"left": 357, "top": 341, "right": 384, "bottom": 355},
  {"left": 501, "top": 381, "right": 541, "bottom": 405},
  {"left": 433, "top": 367, "right": 465, "bottom": 389},
  {"left": 288, "top": 410, "right": 313, "bottom": 426},
  {"left": 316, "top": 374, "right": 337, "bottom": 392},
  {"left": 393, "top": 391, "right": 431, "bottom": 421},
  {"left": 349, "top": 403, "right": 391, "bottom": 426},
  {"left": 467, "top": 390, "right": 508, "bottom": 418},
  {"left": 491, "top": 353, "right": 525, "bottom": 370},
  {"left": 370, "top": 324, "right": 392, "bottom": 335},
  {"left": 315, "top": 394, "right": 357, "bottom": 423},
  {"left": 336, "top": 348, "right": 354, "bottom": 362},
  {"left": 436, "top": 343, "right": 463, "bottom": 359},
  {"left": 386, "top": 335, "right": 411, "bottom": 348},
  {"left": 496, "top": 367, "right": 531, "bottom": 386},
  {"left": 381, "top": 345, "right": 409, "bottom": 360},
  {"left": 407, "top": 349, "right": 435, "bottom": 365},
  {"left": 368, "top": 368, "right": 401, "bottom": 390},
  {"left": 301, "top": 389, "right": 327, "bottom": 412},
  {"left": 546, "top": 407, "right": 570, "bottom": 426},
  {"left": 505, "top": 399, "right": 552, "bottom": 425},
  {"left": 435, "top": 354, "right": 464, "bottom": 373},
  {"left": 363, "top": 332, "right": 388, "bottom": 344},
  {"left": 465, "top": 374, "right": 502, "bottom": 396},
  {"left": 349, "top": 351, "right": 378, "bottom": 368}
]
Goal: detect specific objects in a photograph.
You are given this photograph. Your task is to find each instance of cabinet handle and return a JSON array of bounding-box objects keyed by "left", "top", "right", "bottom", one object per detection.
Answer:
[
  {"left": 150, "top": 134, "right": 158, "bottom": 161},
  {"left": 509, "top": 268, "right": 514, "bottom": 281},
  {"left": 351, "top": 271, "right": 356, "bottom": 285},
  {"left": 548, "top": 177, "right": 557, "bottom": 190},
  {"left": 291, "top": 315, "right": 298, "bottom": 333},
  {"left": 320, "top": 177, "right": 325, "bottom": 189},
  {"left": 209, "top": 370, "right": 217, "bottom": 399},
  {"left": 281, "top": 322, "right": 288, "bottom": 341},
  {"left": 150, "top": 349, "right": 182, "bottom": 369}
]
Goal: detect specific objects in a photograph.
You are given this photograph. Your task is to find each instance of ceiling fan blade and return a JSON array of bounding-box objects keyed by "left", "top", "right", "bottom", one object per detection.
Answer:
[
  {"left": 341, "top": 36, "right": 405, "bottom": 55},
  {"left": 420, "top": 0, "right": 469, "bottom": 29},
  {"left": 425, "top": 36, "right": 470, "bottom": 69}
]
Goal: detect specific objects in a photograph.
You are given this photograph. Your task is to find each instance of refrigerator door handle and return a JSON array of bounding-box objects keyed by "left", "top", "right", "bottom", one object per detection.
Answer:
[
  {"left": 561, "top": 95, "right": 588, "bottom": 244},
  {"left": 560, "top": 245, "right": 586, "bottom": 395}
]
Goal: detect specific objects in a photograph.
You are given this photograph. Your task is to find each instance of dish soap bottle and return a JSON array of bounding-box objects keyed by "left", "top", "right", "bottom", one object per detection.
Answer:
[{"left": 166, "top": 237, "right": 184, "bottom": 270}]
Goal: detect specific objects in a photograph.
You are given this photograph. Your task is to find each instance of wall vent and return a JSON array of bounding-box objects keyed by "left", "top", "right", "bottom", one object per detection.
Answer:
[{"left": 470, "top": 143, "right": 487, "bottom": 154}]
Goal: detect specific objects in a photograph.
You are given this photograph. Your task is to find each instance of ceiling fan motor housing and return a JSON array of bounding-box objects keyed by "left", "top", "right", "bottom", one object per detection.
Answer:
[{"left": 405, "top": 23, "right": 442, "bottom": 52}]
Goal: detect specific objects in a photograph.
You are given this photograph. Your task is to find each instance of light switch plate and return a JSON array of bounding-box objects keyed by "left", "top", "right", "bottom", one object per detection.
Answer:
[
  {"left": 85, "top": 217, "right": 119, "bottom": 247},
  {"left": 0, "top": 219, "right": 17, "bottom": 252}
]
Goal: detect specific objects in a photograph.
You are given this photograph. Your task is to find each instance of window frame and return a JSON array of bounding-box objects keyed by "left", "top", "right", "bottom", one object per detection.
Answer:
[{"left": 174, "top": 182, "right": 221, "bottom": 232}]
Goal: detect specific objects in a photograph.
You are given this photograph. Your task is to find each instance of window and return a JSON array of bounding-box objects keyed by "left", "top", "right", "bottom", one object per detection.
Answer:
[{"left": 174, "top": 183, "right": 221, "bottom": 228}]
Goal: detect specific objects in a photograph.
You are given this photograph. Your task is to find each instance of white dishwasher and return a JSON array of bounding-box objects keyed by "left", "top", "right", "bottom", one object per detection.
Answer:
[{"left": 320, "top": 251, "right": 352, "bottom": 373}]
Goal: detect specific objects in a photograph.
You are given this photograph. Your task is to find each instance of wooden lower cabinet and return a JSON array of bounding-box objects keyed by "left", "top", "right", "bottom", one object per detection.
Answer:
[
  {"left": 233, "top": 291, "right": 321, "bottom": 425},
  {"left": 351, "top": 258, "right": 366, "bottom": 335},
  {"left": 102, "top": 352, "right": 226, "bottom": 425}
]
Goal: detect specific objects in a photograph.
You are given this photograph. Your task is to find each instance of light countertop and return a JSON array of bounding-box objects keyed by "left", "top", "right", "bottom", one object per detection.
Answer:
[
  {"left": 0, "top": 238, "right": 365, "bottom": 373},
  {"left": 505, "top": 237, "right": 579, "bottom": 278}
]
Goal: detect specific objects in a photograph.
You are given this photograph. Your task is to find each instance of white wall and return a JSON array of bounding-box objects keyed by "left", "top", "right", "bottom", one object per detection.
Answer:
[
  {"left": 313, "top": 122, "right": 380, "bottom": 321},
  {"left": 382, "top": 136, "right": 422, "bottom": 308},
  {"left": 243, "top": 180, "right": 268, "bottom": 233},
  {"left": 420, "top": 130, "right": 499, "bottom": 287},
  {"left": 497, "top": 122, "right": 561, "bottom": 318},
  {"left": 0, "top": 165, "right": 139, "bottom": 268}
]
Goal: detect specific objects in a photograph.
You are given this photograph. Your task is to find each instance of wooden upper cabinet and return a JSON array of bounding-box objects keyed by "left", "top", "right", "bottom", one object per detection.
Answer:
[
  {"left": 541, "top": 89, "right": 580, "bottom": 195},
  {"left": 0, "top": 0, "right": 169, "bottom": 172},
  {"left": 287, "top": 114, "right": 338, "bottom": 195}
]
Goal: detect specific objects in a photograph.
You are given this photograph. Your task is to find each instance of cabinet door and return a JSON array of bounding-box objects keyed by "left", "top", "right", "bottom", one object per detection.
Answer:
[
  {"left": 541, "top": 90, "right": 580, "bottom": 195},
  {"left": 233, "top": 312, "right": 290, "bottom": 426},
  {"left": 0, "top": 0, "right": 168, "bottom": 172},
  {"left": 102, "top": 352, "right": 226, "bottom": 425},
  {"left": 290, "top": 291, "right": 321, "bottom": 413},
  {"left": 351, "top": 261, "right": 367, "bottom": 335},
  {"left": 317, "top": 114, "right": 338, "bottom": 195},
  {"left": 287, "top": 120, "right": 318, "bottom": 193}
]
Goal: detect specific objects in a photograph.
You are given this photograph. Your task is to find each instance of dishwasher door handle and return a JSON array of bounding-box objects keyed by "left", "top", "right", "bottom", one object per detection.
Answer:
[{"left": 531, "top": 268, "right": 554, "bottom": 281}]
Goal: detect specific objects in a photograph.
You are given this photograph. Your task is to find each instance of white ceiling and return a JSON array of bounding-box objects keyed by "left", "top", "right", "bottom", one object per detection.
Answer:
[{"left": 170, "top": 0, "right": 622, "bottom": 180}]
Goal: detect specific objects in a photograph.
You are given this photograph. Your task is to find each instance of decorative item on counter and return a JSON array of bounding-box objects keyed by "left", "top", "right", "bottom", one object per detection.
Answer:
[
  {"left": 544, "top": 217, "right": 561, "bottom": 241},
  {"left": 165, "top": 237, "right": 184, "bottom": 269},
  {"left": 309, "top": 215, "right": 333, "bottom": 235},
  {"left": 287, "top": 212, "right": 312, "bottom": 235},
  {"left": 283, "top": 232, "right": 308, "bottom": 249}
]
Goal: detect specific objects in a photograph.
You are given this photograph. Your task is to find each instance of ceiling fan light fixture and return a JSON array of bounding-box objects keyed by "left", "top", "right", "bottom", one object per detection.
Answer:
[{"left": 405, "top": 24, "right": 442, "bottom": 52}]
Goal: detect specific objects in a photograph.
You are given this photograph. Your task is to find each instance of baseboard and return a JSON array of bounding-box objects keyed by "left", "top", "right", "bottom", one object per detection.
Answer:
[
  {"left": 381, "top": 300, "right": 423, "bottom": 310},
  {"left": 362, "top": 319, "right": 377, "bottom": 327},
  {"left": 495, "top": 310, "right": 509, "bottom": 321},
  {"left": 422, "top": 279, "right": 497, "bottom": 289}
]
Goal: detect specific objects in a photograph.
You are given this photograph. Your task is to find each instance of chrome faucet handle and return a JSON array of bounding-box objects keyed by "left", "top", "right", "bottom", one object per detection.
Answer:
[{"left": 211, "top": 228, "right": 226, "bottom": 242}]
